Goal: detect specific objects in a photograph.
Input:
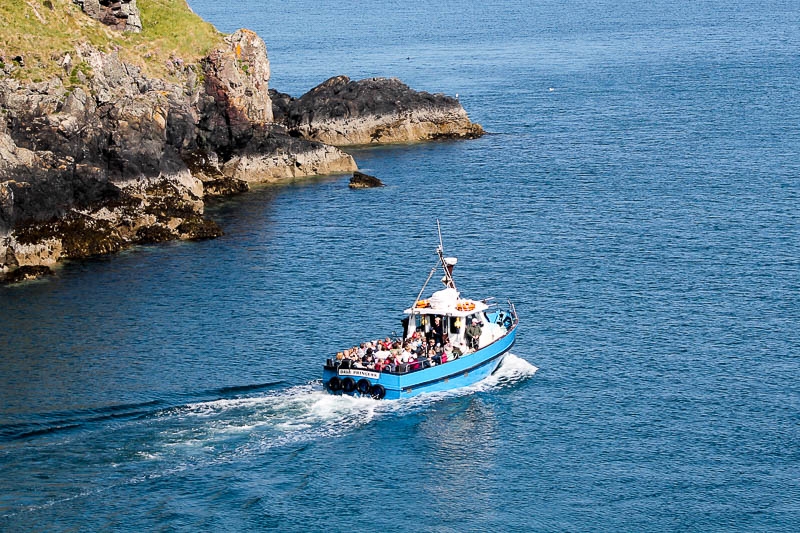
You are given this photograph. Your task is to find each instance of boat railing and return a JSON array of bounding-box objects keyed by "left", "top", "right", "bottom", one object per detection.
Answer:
[{"left": 325, "top": 356, "right": 452, "bottom": 374}]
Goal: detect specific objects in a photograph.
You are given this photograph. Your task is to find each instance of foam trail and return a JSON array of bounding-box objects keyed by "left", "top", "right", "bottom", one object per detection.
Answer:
[
  {"left": 1, "top": 357, "right": 538, "bottom": 519},
  {"left": 129, "top": 354, "right": 539, "bottom": 465}
]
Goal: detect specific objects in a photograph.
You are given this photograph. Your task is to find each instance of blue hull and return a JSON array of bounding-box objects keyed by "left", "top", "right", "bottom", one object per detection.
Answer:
[{"left": 323, "top": 323, "right": 517, "bottom": 400}]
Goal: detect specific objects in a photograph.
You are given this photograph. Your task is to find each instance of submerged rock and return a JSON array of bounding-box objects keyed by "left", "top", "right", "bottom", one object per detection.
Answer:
[
  {"left": 270, "top": 76, "right": 484, "bottom": 146},
  {"left": 0, "top": 265, "right": 53, "bottom": 285},
  {"left": 349, "top": 171, "right": 384, "bottom": 188}
]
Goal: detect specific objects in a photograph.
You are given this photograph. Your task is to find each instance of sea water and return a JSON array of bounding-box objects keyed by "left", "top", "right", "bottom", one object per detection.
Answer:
[{"left": 1, "top": 0, "right": 798, "bottom": 530}]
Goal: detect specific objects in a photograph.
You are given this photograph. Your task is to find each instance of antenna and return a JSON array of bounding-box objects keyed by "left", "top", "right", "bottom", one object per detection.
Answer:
[
  {"left": 436, "top": 219, "right": 457, "bottom": 290},
  {"left": 437, "top": 219, "right": 444, "bottom": 253}
]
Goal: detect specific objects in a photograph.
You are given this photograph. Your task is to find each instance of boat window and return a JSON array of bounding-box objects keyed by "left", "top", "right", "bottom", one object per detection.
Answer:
[{"left": 449, "top": 316, "right": 459, "bottom": 333}]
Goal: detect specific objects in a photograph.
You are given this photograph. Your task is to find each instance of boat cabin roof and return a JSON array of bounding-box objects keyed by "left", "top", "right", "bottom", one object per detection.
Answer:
[{"left": 403, "top": 288, "right": 489, "bottom": 317}]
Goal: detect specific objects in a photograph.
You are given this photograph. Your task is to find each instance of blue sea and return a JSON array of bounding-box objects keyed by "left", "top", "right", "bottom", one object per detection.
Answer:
[{"left": 1, "top": 0, "right": 799, "bottom": 530}]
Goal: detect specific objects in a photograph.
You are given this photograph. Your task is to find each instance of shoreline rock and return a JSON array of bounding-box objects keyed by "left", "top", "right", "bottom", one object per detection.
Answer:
[{"left": 0, "top": 265, "right": 53, "bottom": 285}]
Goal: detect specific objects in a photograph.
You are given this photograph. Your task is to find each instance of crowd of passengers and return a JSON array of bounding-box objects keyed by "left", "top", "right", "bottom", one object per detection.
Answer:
[{"left": 332, "top": 330, "right": 467, "bottom": 373}]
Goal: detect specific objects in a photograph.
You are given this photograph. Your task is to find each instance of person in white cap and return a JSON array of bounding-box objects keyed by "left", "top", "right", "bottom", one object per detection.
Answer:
[{"left": 465, "top": 318, "right": 482, "bottom": 351}]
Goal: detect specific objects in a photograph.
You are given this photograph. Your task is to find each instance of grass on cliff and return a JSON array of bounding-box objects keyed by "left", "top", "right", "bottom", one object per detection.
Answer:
[{"left": 0, "top": 0, "right": 224, "bottom": 82}]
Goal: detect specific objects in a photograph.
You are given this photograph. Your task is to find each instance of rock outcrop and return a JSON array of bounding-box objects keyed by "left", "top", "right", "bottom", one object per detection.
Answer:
[
  {"left": 72, "top": 0, "right": 142, "bottom": 33},
  {"left": 201, "top": 30, "right": 273, "bottom": 140},
  {"left": 270, "top": 76, "right": 484, "bottom": 146}
]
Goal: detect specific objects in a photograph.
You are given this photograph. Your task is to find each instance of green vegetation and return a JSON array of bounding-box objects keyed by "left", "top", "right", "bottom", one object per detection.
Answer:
[
  {"left": 0, "top": 0, "right": 224, "bottom": 82},
  {"left": 68, "top": 60, "right": 91, "bottom": 86}
]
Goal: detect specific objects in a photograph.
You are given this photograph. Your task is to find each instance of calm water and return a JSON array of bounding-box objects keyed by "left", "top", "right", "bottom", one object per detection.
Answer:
[{"left": 2, "top": 0, "right": 799, "bottom": 530}]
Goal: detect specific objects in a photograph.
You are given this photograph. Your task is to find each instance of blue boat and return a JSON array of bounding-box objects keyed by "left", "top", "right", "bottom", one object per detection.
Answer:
[{"left": 322, "top": 227, "right": 518, "bottom": 400}]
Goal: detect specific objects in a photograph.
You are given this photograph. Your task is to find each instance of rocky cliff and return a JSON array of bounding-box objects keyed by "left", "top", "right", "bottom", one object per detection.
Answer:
[
  {"left": 0, "top": 27, "right": 355, "bottom": 282},
  {"left": 0, "top": 3, "right": 482, "bottom": 284}
]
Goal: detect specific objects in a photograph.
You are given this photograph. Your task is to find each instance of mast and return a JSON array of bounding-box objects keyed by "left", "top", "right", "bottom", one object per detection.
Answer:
[
  {"left": 412, "top": 221, "right": 458, "bottom": 310},
  {"left": 437, "top": 220, "right": 457, "bottom": 290}
]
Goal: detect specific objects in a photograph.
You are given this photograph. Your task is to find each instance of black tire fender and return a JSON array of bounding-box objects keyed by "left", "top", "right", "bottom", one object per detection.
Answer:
[
  {"left": 370, "top": 384, "right": 386, "bottom": 400},
  {"left": 356, "top": 378, "right": 372, "bottom": 395},
  {"left": 327, "top": 376, "right": 343, "bottom": 391},
  {"left": 342, "top": 377, "right": 357, "bottom": 393}
]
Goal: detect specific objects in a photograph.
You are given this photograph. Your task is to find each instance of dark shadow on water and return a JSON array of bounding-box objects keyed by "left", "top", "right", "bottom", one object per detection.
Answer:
[{"left": 0, "top": 381, "right": 286, "bottom": 442}]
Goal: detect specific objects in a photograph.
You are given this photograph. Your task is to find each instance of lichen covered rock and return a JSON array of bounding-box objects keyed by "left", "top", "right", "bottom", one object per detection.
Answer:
[{"left": 72, "top": 0, "right": 142, "bottom": 33}]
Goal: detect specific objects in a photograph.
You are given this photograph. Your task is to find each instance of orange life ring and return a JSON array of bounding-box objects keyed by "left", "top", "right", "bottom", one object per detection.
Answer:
[
  {"left": 415, "top": 299, "right": 430, "bottom": 308},
  {"left": 456, "top": 301, "right": 475, "bottom": 311}
]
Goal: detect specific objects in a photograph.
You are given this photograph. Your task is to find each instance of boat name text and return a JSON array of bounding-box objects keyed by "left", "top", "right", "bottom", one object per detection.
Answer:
[{"left": 338, "top": 369, "right": 381, "bottom": 379}]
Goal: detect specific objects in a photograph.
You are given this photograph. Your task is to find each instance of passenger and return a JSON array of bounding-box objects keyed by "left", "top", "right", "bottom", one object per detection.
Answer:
[
  {"left": 409, "top": 336, "right": 421, "bottom": 353},
  {"left": 400, "top": 345, "right": 412, "bottom": 362},
  {"left": 431, "top": 316, "right": 445, "bottom": 345},
  {"left": 434, "top": 342, "right": 442, "bottom": 355},
  {"left": 466, "top": 318, "right": 482, "bottom": 351},
  {"left": 411, "top": 331, "right": 422, "bottom": 343},
  {"left": 441, "top": 341, "right": 451, "bottom": 361},
  {"left": 451, "top": 345, "right": 463, "bottom": 359},
  {"left": 426, "top": 348, "right": 436, "bottom": 361},
  {"left": 362, "top": 352, "right": 373, "bottom": 367},
  {"left": 375, "top": 345, "right": 390, "bottom": 361}
]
